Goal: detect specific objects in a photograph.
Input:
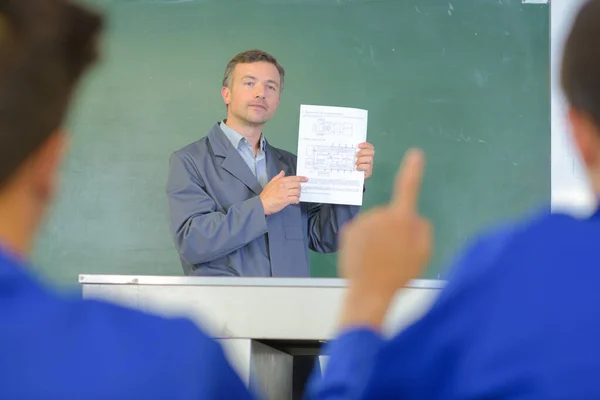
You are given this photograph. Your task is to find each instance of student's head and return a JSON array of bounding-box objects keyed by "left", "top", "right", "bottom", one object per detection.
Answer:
[
  {"left": 221, "top": 49, "right": 284, "bottom": 129},
  {"left": 0, "top": 0, "right": 102, "bottom": 254},
  {"left": 562, "top": 0, "right": 600, "bottom": 192}
]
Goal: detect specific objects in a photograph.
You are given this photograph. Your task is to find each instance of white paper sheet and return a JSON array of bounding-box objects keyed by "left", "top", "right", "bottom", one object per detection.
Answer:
[{"left": 296, "top": 104, "right": 368, "bottom": 206}]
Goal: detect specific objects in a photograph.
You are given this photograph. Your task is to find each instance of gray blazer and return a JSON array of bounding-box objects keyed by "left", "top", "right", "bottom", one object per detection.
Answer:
[{"left": 166, "top": 123, "right": 360, "bottom": 277}]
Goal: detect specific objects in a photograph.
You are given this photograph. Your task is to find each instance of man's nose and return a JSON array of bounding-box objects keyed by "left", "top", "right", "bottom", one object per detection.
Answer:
[{"left": 254, "top": 83, "right": 265, "bottom": 98}]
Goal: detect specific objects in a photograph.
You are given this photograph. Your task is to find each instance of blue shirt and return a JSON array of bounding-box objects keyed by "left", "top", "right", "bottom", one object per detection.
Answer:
[
  {"left": 307, "top": 207, "right": 600, "bottom": 399},
  {"left": 0, "top": 247, "right": 256, "bottom": 399},
  {"left": 220, "top": 120, "right": 268, "bottom": 187}
]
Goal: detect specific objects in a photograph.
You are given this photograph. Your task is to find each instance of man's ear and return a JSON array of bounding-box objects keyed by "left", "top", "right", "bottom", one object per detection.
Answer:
[
  {"left": 569, "top": 107, "right": 600, "bottom": 169},
  {"left": 221, "top": 86, "right": 231, "bottom": 107},
  {"left": 28, "top": 129, "right": 69, "bottom": 201}
]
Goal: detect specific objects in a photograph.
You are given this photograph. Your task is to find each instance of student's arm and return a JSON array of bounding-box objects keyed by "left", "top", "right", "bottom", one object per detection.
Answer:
[
  {"left": 4, "top": 291, "right": 258, "bottom": 399},
  {"left": 307, "top": 228, "right": 513, "bottom": 400},
  {"left": 74, "top": 299, "right": 258, "bottom": 399},
  {"left": 166, "top": 151, "right": 268, "bottom": 265}
]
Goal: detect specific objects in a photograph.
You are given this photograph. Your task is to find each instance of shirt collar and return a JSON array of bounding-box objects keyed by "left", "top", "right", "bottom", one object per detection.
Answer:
[{"left": 220, "top": 120, "right": 266, "bottom": 152}]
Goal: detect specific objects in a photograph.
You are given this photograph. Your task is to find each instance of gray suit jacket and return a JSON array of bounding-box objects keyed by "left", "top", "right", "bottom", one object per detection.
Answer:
[{"left": 166, "top": 123, "right": 360, "bottom": 277}]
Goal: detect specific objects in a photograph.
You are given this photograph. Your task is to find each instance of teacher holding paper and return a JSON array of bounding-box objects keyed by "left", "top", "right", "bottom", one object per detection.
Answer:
[{"left": 166, "top": 49, "right": 375, "bottom": 278}]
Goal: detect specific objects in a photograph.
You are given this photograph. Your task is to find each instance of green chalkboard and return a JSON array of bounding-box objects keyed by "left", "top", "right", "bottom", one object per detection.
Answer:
[{"left": 32, "top": 0, "right": 550, "bottom": 285}]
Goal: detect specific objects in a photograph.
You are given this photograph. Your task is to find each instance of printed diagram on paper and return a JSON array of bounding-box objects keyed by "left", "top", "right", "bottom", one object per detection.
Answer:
[
  {"left": 304, "top": 144, "right": 357, "bottom": 173},
  {"left": 296, "top": 105, "right": 368, "bottom": 206},
  {"left": 312, "top": 119, "right": 354, "bottom": 137}
]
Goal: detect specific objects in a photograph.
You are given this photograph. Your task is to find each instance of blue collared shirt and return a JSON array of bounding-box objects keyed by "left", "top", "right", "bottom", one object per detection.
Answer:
[
  {"left": 220, "top": 120, "right": 268, "bottom": 187},
  {"left": 0, "top": 244, "right": 256, "bottom": 399},
  {"left": 307, "top": 207, "right": 600, "bottom": 399}
]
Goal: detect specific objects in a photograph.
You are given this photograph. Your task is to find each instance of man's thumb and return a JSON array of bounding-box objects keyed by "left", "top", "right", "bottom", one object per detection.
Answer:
[{"left": 272, "top": 170, "right": 285, "bottom": 181}]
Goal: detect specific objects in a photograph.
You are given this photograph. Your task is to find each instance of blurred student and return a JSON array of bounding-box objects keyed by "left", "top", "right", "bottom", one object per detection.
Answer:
[{"left": 0, "top": 1, "right": 256, "bottom": 398}]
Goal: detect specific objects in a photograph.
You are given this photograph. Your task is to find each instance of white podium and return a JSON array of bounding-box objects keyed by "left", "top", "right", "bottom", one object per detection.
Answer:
[{"left": 79, "top": 275, "right": 444, "bottom": 399}]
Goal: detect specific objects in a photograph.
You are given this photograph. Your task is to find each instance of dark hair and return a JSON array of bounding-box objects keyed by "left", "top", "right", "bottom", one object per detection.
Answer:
[
  {"left": 0, "top": 0, "right": 103, "bottom": 189},
  {"left": 561, "top": 0, "right": 600, "bottom": 127},
  {"left": 222, "top": 49, "right": 285, "bottom": 92}
]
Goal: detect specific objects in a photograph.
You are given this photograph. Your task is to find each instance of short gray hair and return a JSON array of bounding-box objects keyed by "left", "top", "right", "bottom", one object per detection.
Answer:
[{"left": 222, "top": 49, "right": 285, "bottom": 92}]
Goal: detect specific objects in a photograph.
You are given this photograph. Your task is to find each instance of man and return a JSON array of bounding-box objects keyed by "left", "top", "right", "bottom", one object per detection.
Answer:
[
  {"left": 166, "top": 49, "right": 375, "bottom": 277},
  {"left": 306, "top": 1, "right": 600, "bottom": 398},
  {"left": 0, "top": 1, "right": 256, "bottom": 398}
]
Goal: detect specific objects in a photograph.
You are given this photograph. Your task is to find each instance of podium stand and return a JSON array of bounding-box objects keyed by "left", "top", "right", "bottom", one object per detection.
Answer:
[{"left": 79, "top": 275, "right": 444, "bottom": 399}]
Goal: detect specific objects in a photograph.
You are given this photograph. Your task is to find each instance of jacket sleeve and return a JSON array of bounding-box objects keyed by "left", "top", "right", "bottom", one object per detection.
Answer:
[{"left": 166, "top": 151, "right": 268, "bottom": 265}]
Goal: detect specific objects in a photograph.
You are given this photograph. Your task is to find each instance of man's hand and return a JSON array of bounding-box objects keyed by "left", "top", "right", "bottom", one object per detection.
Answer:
[
  {"left": 338, "top": 148, "right": 432, "bottom": 330},
  {"left": 259, "top": 171, "right": 308, "bottom": 216},
  {"left": 356, "top": 142, "right": 375, "bottom": 179}
]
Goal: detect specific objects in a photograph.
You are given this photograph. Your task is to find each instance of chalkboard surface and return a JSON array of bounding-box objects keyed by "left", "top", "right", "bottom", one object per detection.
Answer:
[{"left": 32, "top": 0, "right": 550, "bottom": 285}]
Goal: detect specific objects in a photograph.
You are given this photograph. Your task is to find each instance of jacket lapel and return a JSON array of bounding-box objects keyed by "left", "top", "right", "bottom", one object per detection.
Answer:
[
  {"left": 266, "top": 143, "right": 294, "bottom": 181},
  {"left": 208, "top": 123, "right": 263, "bottom": 196}
]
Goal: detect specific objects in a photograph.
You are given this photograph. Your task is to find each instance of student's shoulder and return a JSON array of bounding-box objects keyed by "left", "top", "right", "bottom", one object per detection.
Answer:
[
  {"left": 66, "top": 298, "right": 252, "bottom": 398},
  {"left": 24, "top": 286, "right": 220, "bottom": 366},
  {"left": 0, "top": 278, "right": 232, "bottom": 398},
  {"left": 439, "top": 206, "right": 558, "bottom": 286},
  {"left": 72, "top": 295, "right": 216, "bottom": 351}
]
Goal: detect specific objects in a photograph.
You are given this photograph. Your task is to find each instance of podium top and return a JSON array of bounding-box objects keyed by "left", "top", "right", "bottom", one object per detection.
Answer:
[{"left": 78, "top": 274, "right": 445, "bottom": 289}]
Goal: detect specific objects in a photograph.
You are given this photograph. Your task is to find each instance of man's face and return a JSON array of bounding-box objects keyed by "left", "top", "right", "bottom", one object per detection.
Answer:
[{"left": 222, "top": 61, "right": 281, "bottom": 127}]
